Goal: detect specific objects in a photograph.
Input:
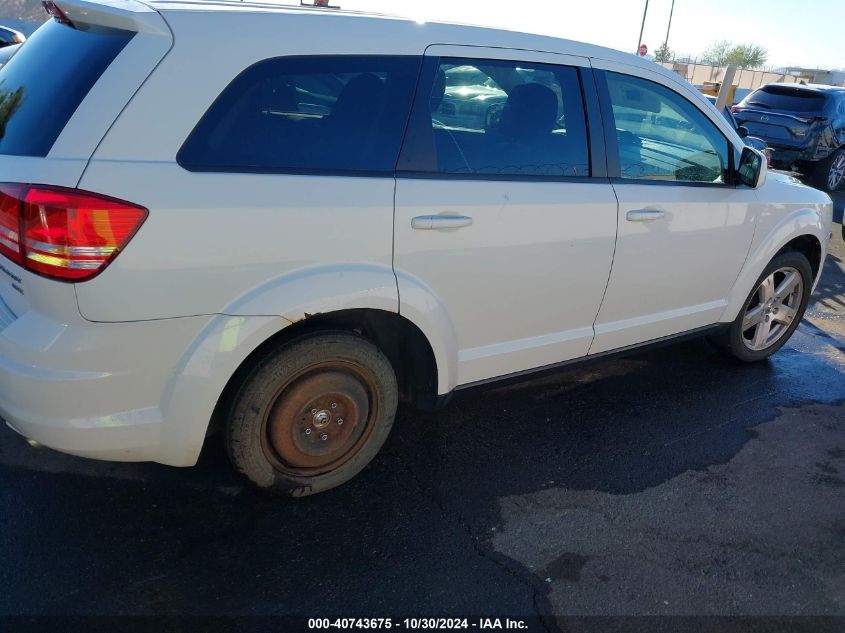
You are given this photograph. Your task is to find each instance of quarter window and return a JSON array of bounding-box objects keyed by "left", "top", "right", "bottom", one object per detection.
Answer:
[
  {"left": 178, "top": 56, "right": 421, "bottom": 174},
  {"left": 400, "top": 58, "right": 590, "bottom": 178},
  {"left": 605, "top": 72, "right": 730, "bottom": 184}
]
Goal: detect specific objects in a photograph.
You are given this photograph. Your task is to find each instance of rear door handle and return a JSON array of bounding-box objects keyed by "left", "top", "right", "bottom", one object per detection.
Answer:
[
  {"left": 411, "top": 215, "right": 473, "bottom": 230},
  {"left": 626, "top": 209, "right": 665, "bottom": 222}
]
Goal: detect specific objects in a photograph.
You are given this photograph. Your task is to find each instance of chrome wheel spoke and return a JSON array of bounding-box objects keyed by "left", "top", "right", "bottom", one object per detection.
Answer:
[
  {"left": 743, "top": 305, "right": 764, "bottom": 331},
  {"left": 758, "top": 275, "right": 775, "bottom": 302},
  {"left": 774, "top": 271, "right": 799, "bottom": 300},
  {"left": 752, "top": 319, "right": 772, "bottom": 349},
  {"left": 774, "top": 304, "right": 797, "bottom": 325},
  {"left": 830, "top": 155, "right": 845, "bottom": 189}
]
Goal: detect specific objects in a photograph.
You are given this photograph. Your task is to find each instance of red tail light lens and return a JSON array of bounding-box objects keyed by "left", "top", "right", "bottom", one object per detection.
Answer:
[
  {"left": 0, "top": 184, "right": 147, "bottom": 282},
  {"left": 730, "top": 105, "right": 740, "bottom": 114},
  {"left": 0, "top": 184, "right": 25, "bottom": 265}
]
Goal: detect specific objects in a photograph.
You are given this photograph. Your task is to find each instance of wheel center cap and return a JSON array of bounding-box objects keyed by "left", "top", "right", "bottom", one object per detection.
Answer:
[{"left": 312, "top": 410, "right": 331, "bottom": 428}]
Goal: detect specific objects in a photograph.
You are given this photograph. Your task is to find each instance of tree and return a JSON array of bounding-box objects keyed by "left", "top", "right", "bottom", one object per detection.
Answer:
[
  {"left": 0, "top": 86, "right": 25, "bottom": 142},
  {"left": 654, "top": 42, "right": 673, "bottom": 63},
  {"left": 702, "top": 40, "right": 768, "bottom": 69},
  {"left": 726, "top": 44, "right": 768, "bottom": 69},
  {"left": 702, "top": 40, "right": 733, "bottom": 66}
]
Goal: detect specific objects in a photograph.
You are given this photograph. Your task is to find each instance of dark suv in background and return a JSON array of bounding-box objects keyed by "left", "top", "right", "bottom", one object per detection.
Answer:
[{"left": 733, "top": 83, "right": 845, "bottom": 191}]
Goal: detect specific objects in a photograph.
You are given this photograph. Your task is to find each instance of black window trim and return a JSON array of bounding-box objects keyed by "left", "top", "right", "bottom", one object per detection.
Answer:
[
  {"left": 396, "top": 55, "right": 602, "bottom": 184},
  {"left": 594, "top": 69, "right": 739, "bottom": 188},
  {"left": 176, "top": 54, "right": 424, "bottom": 178}
]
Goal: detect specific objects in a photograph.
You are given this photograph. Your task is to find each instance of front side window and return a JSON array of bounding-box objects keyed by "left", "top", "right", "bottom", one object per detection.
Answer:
[
  {"left": 402, "top": 57, "right": 589, "bottom": 178},
  {"left": 178, "top": 56, "right": 421, "bottom": 174},
  {"left": 606, "top": 72, "right": 730, "bottom": 184}
]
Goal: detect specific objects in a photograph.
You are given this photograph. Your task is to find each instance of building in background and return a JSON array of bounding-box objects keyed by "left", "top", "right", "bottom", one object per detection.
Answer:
[{"left": 782, "top": 67, "right": 845, "bottom": 87}]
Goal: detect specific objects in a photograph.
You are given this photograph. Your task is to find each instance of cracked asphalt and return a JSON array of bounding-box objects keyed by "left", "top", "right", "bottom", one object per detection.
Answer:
[{"left": 1, "top": 191, "right": 844, "bottom": 632}]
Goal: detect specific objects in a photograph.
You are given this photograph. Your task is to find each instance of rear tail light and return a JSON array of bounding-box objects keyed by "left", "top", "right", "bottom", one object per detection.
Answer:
[
  {"left": 0, "top": 184, "right": 147, "bottom": 282},
  {"left": 730, "top": 105, "right": 741, "bottom": 114},
  {"left": 0, "top": 184, "right": 24, "bottom": 265}
]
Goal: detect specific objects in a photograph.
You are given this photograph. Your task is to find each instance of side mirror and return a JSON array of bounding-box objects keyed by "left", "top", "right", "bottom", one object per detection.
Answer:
[
  {"left": 736, "top": 125, "right": 750, "bottom": 138},
  {"left": 737, "top": 146, "right": 767, "bottom": 188}
]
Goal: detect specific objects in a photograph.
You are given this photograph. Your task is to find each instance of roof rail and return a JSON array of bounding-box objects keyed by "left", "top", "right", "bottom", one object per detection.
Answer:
[{"left": 300, "top": 0, "right": 340, "bottom": 9}]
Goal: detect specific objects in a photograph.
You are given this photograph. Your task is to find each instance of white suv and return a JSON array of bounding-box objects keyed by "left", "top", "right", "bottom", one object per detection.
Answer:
[{"left": 0, "top": 0, "right": 833, "bottom": 496}]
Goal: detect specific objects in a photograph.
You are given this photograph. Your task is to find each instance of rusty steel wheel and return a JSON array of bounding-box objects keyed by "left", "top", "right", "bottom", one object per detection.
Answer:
[
  {"left": 226, "top": 332, "right": 398, "bottom": 497},
  {"left": 261, "top": 362, "right": 380, "bottom": 477}
]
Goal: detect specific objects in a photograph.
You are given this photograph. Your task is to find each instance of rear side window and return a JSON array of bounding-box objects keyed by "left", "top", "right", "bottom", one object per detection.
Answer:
[
  {"left": 0, "top": 20, "right": 133, "bottom": 157},
  {"left": 178, "top": 56, "right": 422, "bottom": 175},
  {"left": 399, "top": 57, "right": 590, "bottom": 178},
  {"left": 745, "top": 87, "right": 826, "bottom": 113}
]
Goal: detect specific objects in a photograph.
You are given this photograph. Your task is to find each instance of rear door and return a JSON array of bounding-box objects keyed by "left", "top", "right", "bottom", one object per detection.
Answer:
[{"left": 393, "top": 46, "right": 618, "bottom": 387}]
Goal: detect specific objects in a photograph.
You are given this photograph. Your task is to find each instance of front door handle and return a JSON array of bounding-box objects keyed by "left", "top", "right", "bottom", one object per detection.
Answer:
[
  {"left": 626, "top": 209, "right": 666, "bottom": 222},
  {"left": 411, "top": 215, "right": 474, "bottom": 230}
]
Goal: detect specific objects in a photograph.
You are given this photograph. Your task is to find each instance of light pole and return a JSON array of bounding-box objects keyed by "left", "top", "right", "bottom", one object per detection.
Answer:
[
  {"left": 663, "top": 0, "right": 676, "bottom": 49},
  {"left": 636, "top": 0, "right": 650, "bottom": 54}
]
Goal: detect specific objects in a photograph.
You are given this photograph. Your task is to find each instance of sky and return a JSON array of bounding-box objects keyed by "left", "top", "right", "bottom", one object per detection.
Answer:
[{"left": 334, "top": 0, "right": 843, "bottom": 70}]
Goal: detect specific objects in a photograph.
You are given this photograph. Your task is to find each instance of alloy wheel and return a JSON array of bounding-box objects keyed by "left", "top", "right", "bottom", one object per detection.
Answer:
[
  {"left": 741, "top": 266, "right": 804, "bottom": 351},
  {"left": 828, "top": 152, "right": 845, "bottom": 191}
]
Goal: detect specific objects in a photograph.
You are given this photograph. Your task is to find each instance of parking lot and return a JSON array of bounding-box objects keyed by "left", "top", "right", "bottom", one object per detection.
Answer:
[{"left": 1, "top": 191, "right": 843, "bottom": 631}]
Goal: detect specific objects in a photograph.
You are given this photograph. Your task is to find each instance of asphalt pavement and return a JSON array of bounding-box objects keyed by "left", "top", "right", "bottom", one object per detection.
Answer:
[{"left": 1, "top": 191, "right": 844, "bottom": 633}]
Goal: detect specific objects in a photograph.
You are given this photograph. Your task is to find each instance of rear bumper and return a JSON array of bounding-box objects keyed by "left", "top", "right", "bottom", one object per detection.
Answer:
[
  {"left": 768, "top": 142, "right": 836, "bottom": 169},
  {"left": 0, "top": 308, "right": 213, "bottom": 465}
]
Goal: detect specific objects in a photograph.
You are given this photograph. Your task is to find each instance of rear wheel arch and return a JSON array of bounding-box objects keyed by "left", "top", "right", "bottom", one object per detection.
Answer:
[{"left": 208, "top": 309, "right": 440, "bottom": 435}]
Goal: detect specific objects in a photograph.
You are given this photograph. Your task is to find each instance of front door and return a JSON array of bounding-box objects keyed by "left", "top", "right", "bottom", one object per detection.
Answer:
[{"left": 590, "top": 64, "right": 759, "bottom": 354}]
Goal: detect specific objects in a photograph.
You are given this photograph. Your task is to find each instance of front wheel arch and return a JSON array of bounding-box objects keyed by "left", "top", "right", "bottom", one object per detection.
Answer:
[{"left": 779, "top": 234, "right": 822, "bottom": 281}]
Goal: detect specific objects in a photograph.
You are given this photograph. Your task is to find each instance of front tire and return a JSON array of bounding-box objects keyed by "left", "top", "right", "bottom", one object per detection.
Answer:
[
  {"left": 716, "top": 251, "right": 813, "bottom": 363},
  {"left": 226, "top": 332, "right": 398, "bottom": 497}
]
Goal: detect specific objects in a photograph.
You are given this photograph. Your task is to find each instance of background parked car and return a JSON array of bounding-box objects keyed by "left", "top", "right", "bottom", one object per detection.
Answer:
[
  {"left": 0, "top": 25, "right": 25, "bottom": 48},
  {"left": 705, "top": 94, "right": 772, "bottom": 166},
  {"left": 733, "top": 83, "right": 845, "bottom": 191}
]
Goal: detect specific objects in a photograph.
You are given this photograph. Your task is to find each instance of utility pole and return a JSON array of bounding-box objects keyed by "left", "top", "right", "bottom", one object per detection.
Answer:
[
  {"left": 664, "top": 0, "right": 675, "bottom": 48},
  {"left": 637, "top": 0, "right": 649, "bottom": 54}
]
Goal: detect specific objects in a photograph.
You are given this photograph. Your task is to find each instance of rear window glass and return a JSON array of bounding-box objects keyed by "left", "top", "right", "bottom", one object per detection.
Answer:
[
  {"left": 746, "top": 87, "right": 827, "bottom": 113},
  {"left": 178, "top": 56, "right": 422, "bottom": 174},
  {"left": 0, "top": 20, "right": 133, "bottom": 157}
]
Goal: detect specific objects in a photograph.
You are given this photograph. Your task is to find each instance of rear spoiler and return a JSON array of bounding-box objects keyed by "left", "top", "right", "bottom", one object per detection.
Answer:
[{"left": 44, "top": 0, "right": 169, "bottom": 35}]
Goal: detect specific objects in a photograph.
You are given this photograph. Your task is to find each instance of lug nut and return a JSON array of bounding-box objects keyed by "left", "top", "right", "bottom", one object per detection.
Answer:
[
  {"left": 320, "top": 433, "right": 328, "bottom": 441},
  {"left": 311, "top": 408, "right": 317, "bottom": 414},
  {"left": 337, "top": 418, "right": 344, "bottom": 426},
  {"left": 330, "top": 402, "right": 338, "bottom": 409},
  {"left": 305, "top": 428, "right": 312, "bottom": 435}
]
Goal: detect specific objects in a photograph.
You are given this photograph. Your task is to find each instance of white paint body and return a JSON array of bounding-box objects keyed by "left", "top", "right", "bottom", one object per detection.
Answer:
[{"left": 0, "top": 1, "right": 833, "bottom": 467}]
